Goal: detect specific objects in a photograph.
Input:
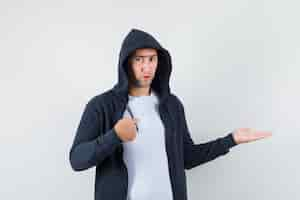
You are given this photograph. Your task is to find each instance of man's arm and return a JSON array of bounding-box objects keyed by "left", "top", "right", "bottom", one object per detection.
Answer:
[
  {"left": 176, "top": 98, "right": 238, "bottom": 170},
  {"left": 69, "top": 97, "right": 122, "bottom": 171}
]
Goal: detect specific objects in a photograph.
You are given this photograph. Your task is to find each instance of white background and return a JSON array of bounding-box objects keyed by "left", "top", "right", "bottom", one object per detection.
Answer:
[{"left": 1, "top": 0, "right": 299, "bottom": 199}]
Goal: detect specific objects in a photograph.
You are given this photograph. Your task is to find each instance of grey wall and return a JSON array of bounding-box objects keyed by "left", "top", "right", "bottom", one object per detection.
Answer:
[{"left": 1, "top": 0, "right": 299, "bottom": 199}]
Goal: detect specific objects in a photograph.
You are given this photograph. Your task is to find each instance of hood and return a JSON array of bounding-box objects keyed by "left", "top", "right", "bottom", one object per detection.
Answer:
[{"left": 112, "top": 28, "right": 172, "bottom": 103}]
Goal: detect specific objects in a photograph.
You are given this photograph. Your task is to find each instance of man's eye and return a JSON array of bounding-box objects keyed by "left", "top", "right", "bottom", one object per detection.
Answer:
[
  {"left": 134, "top": 57, "right": 142, "bottom": 62},
  {"left": 150, "top": 56, "right": 157, "bottom": 62}
]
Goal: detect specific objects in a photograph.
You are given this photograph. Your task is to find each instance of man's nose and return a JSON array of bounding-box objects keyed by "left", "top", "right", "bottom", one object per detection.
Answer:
[{"left": 142, "top": 62, "right": 152, "bottom": 72}]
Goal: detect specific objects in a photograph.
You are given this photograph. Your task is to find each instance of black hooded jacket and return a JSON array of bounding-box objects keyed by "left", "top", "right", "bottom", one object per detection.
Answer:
[{"left": 69, "top": 28, "right": 238, "bottom": 200}]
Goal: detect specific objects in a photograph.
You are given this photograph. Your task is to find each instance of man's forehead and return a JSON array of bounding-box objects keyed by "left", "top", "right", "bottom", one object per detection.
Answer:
[{"left": 133, "top": 48, "right": 158, "bottom": 56}]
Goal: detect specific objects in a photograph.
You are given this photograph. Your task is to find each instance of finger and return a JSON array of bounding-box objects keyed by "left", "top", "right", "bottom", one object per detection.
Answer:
[
  {"left": 254, "top": 131, "right": 273, "bottom": 137},
  {"left": 123, "top": 116, "right": 132, "bottom": 120},
  {"left": 133, "top": 118, "right": 139, "bottom": 132},
  {"left": 252, "top": 132, "right": 273, "bottom": 141}
]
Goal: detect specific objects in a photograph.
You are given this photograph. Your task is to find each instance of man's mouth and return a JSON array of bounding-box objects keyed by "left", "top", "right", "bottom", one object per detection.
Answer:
[{"left": 143, "top": 75, "right": 151, "bottom": 79}]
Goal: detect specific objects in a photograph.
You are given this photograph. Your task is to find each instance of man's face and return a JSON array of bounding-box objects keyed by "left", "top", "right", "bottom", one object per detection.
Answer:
[{"left": 127, "top": 48, "right": 158, "bottom": 88}]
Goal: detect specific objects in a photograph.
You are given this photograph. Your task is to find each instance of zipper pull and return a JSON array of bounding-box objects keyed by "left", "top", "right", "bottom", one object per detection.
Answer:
[{"left": 126, "top": 105, "right": 139, "bottom": 132}]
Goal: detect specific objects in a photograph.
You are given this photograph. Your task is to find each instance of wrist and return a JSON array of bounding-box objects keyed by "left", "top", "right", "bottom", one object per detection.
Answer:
[{"left": 232, "top": 131, "right": 239, "bottom": 145}]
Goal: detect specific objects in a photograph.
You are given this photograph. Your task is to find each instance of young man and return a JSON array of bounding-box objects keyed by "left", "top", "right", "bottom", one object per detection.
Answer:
[{"left": 69, "top": 28, "right": 272, "bottom": 200}]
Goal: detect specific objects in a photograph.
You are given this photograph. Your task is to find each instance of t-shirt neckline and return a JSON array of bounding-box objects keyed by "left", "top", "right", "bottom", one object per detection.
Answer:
[{"left": 128, "top": 89, "right": 154, "bottom": 99}]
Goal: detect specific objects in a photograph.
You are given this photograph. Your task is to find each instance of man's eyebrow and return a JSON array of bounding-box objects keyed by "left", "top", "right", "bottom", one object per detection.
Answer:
[{"left": 133, "top": 54, "right": 158, "bottom": 57}]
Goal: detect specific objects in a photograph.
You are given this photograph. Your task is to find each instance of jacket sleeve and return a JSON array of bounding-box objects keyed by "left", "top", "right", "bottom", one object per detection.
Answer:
[
  {"left": 176, "top": 98, "right": 238, "bottom": 170},
  {"left": 69, "top": 97, "right": 123, "bottom": 171}
]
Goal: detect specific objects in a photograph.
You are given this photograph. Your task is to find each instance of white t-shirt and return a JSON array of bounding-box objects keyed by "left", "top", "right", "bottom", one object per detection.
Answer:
[{"left": 122, "top": 90, "right": 173, "bottom": 200}]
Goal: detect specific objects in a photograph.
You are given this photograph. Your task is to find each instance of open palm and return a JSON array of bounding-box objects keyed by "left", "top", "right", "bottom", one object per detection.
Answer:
[{"left": 232, "top": 128, "right": 272, "bottom": 144}]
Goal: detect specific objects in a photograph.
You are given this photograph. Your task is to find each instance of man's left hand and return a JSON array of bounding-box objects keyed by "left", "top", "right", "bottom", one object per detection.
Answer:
[{"left": 232, "top": 128, "right": 273, "bottom": 144}]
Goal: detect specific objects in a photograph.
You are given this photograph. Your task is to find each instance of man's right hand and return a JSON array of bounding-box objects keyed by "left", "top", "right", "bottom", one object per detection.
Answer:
[{"left": 113, "top": 117, "right": 139, "bottom": 142}]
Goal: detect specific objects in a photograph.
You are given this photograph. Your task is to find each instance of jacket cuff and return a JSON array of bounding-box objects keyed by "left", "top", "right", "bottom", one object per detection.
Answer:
[
  {"left": 97, "top": 128, "right": 123, "bottom": 147},
  {"left": 222, "top": 132, "right": 238, "bottom": 149},
  {"left": 111, "top": 127, "right": 123, "bottom": 144}
]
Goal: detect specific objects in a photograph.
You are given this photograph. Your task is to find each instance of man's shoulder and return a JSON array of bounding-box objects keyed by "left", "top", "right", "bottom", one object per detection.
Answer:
[
  {"left": 86, "top": 89, "right": 115, "bottom": 108},
  {"left": 169, "top": 93, "right": 184, "bottom": 108}
]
